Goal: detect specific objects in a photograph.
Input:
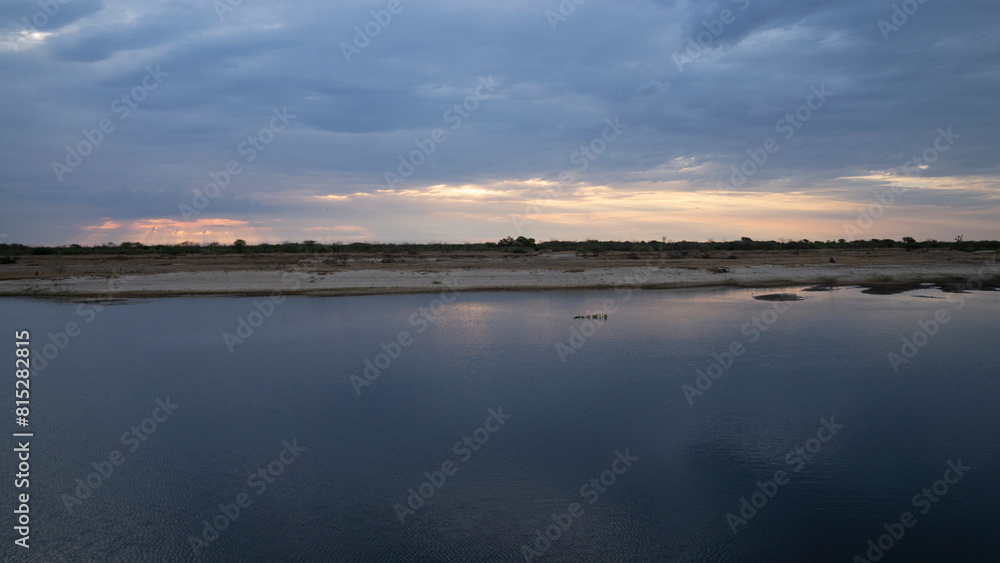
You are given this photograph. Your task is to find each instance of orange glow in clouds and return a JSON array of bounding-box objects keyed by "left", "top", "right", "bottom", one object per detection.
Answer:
[{"left": 79, "top": 217, "right": 253, "bottom": 245}]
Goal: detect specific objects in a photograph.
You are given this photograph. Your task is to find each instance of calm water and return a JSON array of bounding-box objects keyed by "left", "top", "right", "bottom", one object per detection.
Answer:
[{"left": 2, "top": 285, "right": 999, "bottom": 562}]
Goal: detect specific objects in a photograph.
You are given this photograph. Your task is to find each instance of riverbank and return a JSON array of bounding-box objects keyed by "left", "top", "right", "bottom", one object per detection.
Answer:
[{"left": 0, "top": 249, "right": 996, "bottom": 298}]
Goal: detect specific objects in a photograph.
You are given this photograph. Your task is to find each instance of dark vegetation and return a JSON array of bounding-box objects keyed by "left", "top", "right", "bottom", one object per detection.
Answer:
[{"left": 1, "top": 236, "right": 997, "bottom": 257}]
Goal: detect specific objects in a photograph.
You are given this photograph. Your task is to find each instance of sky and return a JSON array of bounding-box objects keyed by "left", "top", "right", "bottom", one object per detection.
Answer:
[{"left": 1, "top": 0, "right": 998, "bottom": 246}]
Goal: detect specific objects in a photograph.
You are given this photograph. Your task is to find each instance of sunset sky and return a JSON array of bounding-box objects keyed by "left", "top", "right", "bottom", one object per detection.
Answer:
[{"left": 1, "top": 0, "right": 998, "bottom": 246}]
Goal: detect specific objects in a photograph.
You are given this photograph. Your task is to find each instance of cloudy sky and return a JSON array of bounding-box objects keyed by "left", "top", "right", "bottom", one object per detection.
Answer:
[{"left": 1, "top": 0, "right": 998, "bottom": 245}]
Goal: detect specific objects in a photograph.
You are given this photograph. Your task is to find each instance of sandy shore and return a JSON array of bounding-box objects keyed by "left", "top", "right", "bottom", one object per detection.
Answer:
[{"left": 1, "top": 249, "right": 996, "bottom": 298}]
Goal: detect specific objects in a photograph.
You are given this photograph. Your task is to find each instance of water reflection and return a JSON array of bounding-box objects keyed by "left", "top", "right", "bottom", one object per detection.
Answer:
[{"left": 0, "top": 285, "right": 997, "bottom": 561}]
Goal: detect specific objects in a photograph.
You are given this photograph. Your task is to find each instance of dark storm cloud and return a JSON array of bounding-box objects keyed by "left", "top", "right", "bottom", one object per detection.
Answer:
[
  {"left": 0, "top": 0, "right": 105, "bottom": 33},
  {"left": 46, "top": 2, "right": 218, "bottom": 62}
]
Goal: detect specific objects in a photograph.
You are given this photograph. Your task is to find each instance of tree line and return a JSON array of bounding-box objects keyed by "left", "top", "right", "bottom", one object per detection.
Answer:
[{"left": 1, "top": 235, "right": 997, "bottom": 259}]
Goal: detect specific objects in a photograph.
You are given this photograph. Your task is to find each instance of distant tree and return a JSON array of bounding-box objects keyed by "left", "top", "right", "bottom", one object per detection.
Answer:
[
  {"left": 234, "top": 239, "right": 247, "bottom": 253},
  {"left": 580, "top": 239, "right": 604, "bottom": 257},
  {"left": 498, "top": 236, "right": 516, "bottom": 248}
]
